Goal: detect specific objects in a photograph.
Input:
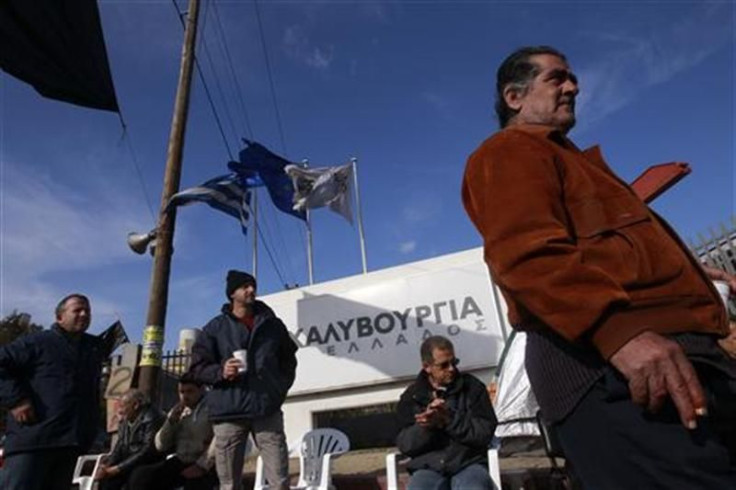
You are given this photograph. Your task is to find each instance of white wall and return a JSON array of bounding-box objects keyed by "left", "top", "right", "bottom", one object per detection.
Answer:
[{"left": 261, "top": 247, "right": 508, "bottom": 396}]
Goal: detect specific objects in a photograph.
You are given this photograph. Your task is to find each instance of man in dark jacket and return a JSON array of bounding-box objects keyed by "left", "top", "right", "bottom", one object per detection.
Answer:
[
  {"left": 95, "top": 388, "right": 165, "bottom": 490},
  {"left": 396, "top": 336, "right": 497, "bottom": 490},
  {"left": 0, "top": 293, "right": 105, "bottom": 490},
  {"left": 189, "top": 270, "right": 298, "bottom": 490}
]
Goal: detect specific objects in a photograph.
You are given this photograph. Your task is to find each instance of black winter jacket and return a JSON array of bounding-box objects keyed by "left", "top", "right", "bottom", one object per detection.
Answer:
[
  {"left": 396, "top": 371, "right": 497, "bottom": 475},
  {"left": 107, "top": 404, "right": 165, "bottom": 475},
  {"left": 0, "top": 325, "right": 105, "bottom": 455},
  {"left": 189, "top": 300, "right": 298, "bottom": 421}
]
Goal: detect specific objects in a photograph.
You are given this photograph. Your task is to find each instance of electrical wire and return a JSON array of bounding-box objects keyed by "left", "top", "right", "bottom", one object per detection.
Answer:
[
  {"left": 211, "top": 0, "right": 255, "bottom": 139},
  {"left": 253, "top": 0, "right": 288, "bottom": 156},
  {"left": 117, "top": 111, "right": 157, "bottom": 223},
  {"left": 255, "top": 217, "right": 288, "bottom": 288},
  {"left": 171, "top": 0, "right": 234, "bottom": 160},
  {"left": 200, "top": 35, "right": 242, "bottom": 147},
  {"left": 171, "top": 0, "right": 297, "bottom": 286}
]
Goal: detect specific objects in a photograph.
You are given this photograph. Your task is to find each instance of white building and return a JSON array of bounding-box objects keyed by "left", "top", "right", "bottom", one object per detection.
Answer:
[{"left": 259, "top": 247, "right": 510, "bottom": 448}]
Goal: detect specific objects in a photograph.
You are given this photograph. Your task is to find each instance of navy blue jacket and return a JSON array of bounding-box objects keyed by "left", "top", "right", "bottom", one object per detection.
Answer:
[
  {"left": 189, "top": 300, "right": 298, "bottom": 421},
  {"left": 0, "top": 325, "right": 104, "bottom": 455}
]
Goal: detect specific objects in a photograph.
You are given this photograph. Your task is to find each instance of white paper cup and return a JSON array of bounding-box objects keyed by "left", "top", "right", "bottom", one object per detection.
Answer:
[
  {"left": 233, "top": 349, "right": 247, "bottom": 373},
  {"left": 713, "top": 280, "right": 730, "bottom": 306}
]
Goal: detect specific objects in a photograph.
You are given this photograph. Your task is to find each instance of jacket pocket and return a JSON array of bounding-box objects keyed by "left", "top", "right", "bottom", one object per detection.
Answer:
[{"left": 568, "top": 192, "right": 684, "bottom": 288}]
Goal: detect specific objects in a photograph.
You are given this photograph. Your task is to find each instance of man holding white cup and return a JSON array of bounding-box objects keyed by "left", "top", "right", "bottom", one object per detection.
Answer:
[{"left": 189, "top": 270, "right": 298, "bottom": 490}]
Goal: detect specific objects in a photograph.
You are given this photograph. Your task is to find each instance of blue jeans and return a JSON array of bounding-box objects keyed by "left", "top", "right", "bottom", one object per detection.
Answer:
[
  {"left": 408, "top": 463, "right": 493, "bottom": 490},
  {"left": 0, "top": 447, "right": 79, "bottom": 490}
]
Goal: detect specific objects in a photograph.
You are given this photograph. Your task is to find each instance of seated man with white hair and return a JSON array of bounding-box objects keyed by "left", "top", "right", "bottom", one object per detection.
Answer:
[{"left": 95, "top": 389, "right": 165, "bottom": 490}]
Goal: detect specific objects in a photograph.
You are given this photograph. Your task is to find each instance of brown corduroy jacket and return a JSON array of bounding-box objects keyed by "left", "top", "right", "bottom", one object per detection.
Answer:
[{"left": 462, "top": 124, "right": 728, "bottom": 359}]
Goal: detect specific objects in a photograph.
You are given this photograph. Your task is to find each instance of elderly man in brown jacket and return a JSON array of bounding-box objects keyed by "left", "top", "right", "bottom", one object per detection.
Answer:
[{"left": 463, "top": 45, "right": 736, "bottom": 489}]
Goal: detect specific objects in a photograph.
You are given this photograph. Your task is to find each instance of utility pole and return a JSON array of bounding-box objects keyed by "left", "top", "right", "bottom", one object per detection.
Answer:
[{"left": 138, "top": 0, "right": 200, "bottom": 399}]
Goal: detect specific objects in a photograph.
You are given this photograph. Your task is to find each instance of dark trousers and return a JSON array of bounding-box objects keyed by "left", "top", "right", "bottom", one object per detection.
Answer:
[
  {"left": 0, "top": 447, "right": 79, "bottom": 490},
  {"left": 555, "top": 366, "right": 736, "bottom": 490},
  {"left": 127, "top": 456, "right": 216, "bottom": 490}
]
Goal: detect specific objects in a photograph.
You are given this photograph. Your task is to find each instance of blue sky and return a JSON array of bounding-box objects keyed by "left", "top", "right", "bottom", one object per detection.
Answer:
[{"left": 1, "top": 0, "right": 734, "bottom": 349}]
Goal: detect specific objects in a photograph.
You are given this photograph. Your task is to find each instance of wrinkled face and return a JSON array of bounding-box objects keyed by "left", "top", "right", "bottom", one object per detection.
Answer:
[
  {"left": 56, "top": 297, "right": 91, "bottom": 334},
  {"left": 230, "top": 283, "right": 256, "bottom": 307},
  {"left": 505, "top": 54, "right": 579, "bottom": 133},
  {"left": 117, "top": 396, "right": 141, "bottom": 422},
  {"left": 423, "top": 348, "right": 458, "bottom": 388},
  {"left": 178, "top": 382, "right": 203, "bottom": 408}
]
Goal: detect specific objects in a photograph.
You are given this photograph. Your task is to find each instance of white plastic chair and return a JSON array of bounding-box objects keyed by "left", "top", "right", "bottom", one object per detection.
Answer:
[
  {"left": 254, "top": 428, "right": 350, "bottom": 490},
  {"left": 71, "top": 453, "right": 107, "bottom": 490},
  {"left": 385, "top": 446, "right": 501, "bottom": 490}
]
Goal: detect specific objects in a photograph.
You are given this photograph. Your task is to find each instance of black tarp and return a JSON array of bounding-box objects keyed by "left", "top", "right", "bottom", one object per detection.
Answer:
[{"left": 0, "top": 0, "right": 119, "bottom": 112}]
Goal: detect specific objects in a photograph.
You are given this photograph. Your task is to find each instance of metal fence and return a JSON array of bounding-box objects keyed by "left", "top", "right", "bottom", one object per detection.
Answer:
[{"left": 689, "top": 216, "right": 736, "bottom": 274}]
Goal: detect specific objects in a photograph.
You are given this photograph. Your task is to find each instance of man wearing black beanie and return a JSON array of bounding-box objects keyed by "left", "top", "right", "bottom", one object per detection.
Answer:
[{"left": 189, "top": 270, "right": 297, "bottom": 490}]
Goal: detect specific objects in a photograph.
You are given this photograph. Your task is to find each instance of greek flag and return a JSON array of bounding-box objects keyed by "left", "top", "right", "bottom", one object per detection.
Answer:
[{"left": 167, "top": 173, "right": 255, "bottom": 235}]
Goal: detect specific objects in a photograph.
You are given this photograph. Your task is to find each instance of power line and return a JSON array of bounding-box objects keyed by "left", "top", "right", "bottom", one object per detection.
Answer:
[
  {"left": 171, "top": 0, "right": 297, "bottom": 288},
  {"left": 253, "top": 0, "right": 288, "bottom": 156},
  {"left": 171, "top": 0, "right": 234, "bottom": 161},
  {"left": 251, "top": 0, "right": 308, "bottom": 279},
  {"left": 199, "top": 35, "right": 242, "bottom": 147},
  {"left": 254, "top": 218, "right": 288, "bottom": 288},
  {"left": 117, "top": 111, "right": 157, "bottom": 223},
  {"left": 211, "top": 0, "right": 255, "bottom": 140}
]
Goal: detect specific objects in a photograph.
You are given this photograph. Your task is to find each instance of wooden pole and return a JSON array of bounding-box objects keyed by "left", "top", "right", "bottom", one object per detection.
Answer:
[{"left": 138, "top": 0, "right": 200, "bottom": 399}]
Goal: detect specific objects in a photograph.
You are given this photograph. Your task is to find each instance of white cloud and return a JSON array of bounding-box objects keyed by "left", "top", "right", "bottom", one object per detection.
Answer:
[
  {"left": 399, "top": 240, "right": 416, "bottom": 254},
  {"left": 574, "top": 6, "right": 732, "bottom": 130},
  {"left": 283, "top": 25, "right": 334, "bottom": 71},
  {"left": 0, "top": 161, "right": 149, "bottom": 324},
  {"left": 422, "top": 92, "right": 450, "bottom": 112},
  {"left": 402, "top": 194, "right": 442, "bottom": 225}
]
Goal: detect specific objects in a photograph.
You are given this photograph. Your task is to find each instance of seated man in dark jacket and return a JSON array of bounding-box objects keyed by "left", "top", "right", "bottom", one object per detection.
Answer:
[
  {"left": 396, "top": 336, "right": 497, "bottom": 490},
  {"left": 95, "top": 388, "right": 165, "bottom": 490}
]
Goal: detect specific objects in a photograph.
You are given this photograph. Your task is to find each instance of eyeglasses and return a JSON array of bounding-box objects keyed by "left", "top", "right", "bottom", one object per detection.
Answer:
[{"left": 433, "top": 358, "right": 460, "bottom": 370}]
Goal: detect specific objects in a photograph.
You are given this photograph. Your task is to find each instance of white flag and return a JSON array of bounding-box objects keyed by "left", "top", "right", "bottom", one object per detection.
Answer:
[{"left": 284, "top": 162, "right": 353, "bottom": 224}]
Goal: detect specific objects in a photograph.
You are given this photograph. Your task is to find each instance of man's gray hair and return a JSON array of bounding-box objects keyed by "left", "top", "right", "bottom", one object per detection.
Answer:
[
  {"left": 122, "top": 388, "right": 148, "bottom": 406},
  {"left": 495, "top": 45, "right": 567, "bottom": 128}
]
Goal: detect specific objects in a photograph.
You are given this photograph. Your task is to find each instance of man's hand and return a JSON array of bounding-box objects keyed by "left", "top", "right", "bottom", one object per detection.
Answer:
[
  {"left": 10, "top": 399, "right": 35, "bottom": 425},
  {"left": 222, "top": 358, "right": 243, "bottom": 381},
  {"left": 702, "top": 265, "right": 736, "bottom": 295},
  {"left": 95, "top": 464, "right": 121, "bottom": 480},
  {"left": 169, "top": 402, "right": 186, "bottom": 423},
  {"left": 415, "top": 398, "right": 450, "bottom": 428},
  {"left": 181, "top": 464, "right": 207, "bottom": 479},
  {"left": 610, "top": 331, "right": 706, "bottom": 429}
]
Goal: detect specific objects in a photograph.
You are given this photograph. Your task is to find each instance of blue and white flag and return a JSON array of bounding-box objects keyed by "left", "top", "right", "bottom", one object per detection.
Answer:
[
  {"left": 237, "top": 140, "right": 306, "bottom": 221},
  {"left": 284, "top": 162, "right": 353, "bottom": 224},
  {"left": 167, "top": 173, "right": 255, "bottom": 235}
]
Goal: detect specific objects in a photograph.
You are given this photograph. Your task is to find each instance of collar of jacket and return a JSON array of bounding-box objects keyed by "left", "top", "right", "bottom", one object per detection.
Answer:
[
  {"left": 51, "top": 322, "right": 84, "bottom": 343},
  {"left": 413, "top": 369, "right": 466, "bottom": 399},
  {"left": 220, "top": 300, "right": 274, "bottom": 320},
  {"left": 504, "top": 123, "right": 609, "bottom": 170}
]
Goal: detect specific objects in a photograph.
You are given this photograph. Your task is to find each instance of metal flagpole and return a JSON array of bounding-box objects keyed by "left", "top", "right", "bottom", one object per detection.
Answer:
[
  {"left": 351, "top": 157, "right": 368, "bottom": 274},
  {"left": 252, "top": 189, "right": 258, "bottom": 277},
  {"left": 302, "top": 159, "right": 314, "bottom": 284},
  {"left": 306, "top": 210, "right": 314, "bottom": 284}
]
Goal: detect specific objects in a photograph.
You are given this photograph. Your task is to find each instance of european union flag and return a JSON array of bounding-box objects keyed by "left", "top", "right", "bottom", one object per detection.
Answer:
[{"left": 236, "top": 140, "right": 306, "bottom": 221}]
